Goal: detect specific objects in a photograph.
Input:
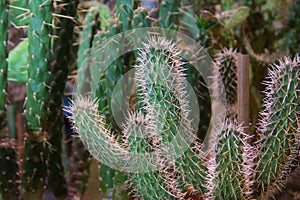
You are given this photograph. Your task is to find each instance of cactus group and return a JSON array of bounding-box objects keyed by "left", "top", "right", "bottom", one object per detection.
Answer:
[
  {"left": 0, "top": 0, "right": 299, "bottom": 199},
  {"left": 70, "top": 34, "right": 299, "bottom": 199}
]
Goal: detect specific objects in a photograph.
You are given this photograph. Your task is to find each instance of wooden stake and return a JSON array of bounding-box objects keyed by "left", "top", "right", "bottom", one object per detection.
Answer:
[{"left": 237, "top": 54, "right": 250, "bottom": 135}]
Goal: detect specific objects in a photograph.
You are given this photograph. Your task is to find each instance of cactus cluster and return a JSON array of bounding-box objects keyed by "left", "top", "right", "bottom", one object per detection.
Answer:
[
  {"left": 0, "top": 0, "right": 299, "bottom": 199},
  {"left": 70, "top": 34, "right": 299, "bottom": 199}
]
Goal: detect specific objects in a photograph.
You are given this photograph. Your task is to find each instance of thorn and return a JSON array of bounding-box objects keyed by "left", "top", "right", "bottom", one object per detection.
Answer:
[{"left": 52, "top": 13, "right": 77, "bottom": 23}]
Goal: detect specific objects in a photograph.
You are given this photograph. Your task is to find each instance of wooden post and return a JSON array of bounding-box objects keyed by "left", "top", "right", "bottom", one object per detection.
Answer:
[{"left": 237, "top": 54, "right": 250, "bottom": 135}]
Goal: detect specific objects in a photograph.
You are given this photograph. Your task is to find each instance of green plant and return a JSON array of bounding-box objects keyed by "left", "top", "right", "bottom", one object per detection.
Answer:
[
  {"left": 254, "top": 56, "right": 300, "bottom": 199},
  {"left": 0, "top": 0, "right": 299, "bottom": 199},
  {"left": 70, "top": 34, "right": 299, "bottom": 199}
]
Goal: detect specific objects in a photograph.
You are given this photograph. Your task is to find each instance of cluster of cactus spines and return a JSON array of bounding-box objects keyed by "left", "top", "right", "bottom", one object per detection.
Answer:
[
  {"left": 0, "top": 0, "right": 8, "bottom": 131},
  {"left": 0, "top": 137, "right": 20, "bottom": 199},
  {"left": 210, "top": 119, "right": 254, "bottom": 200},
  {"left": 132, "top": 7, "right": 151, "bottom": 28},
  {"left": 254, "top": 55, "right": 300, "bottom": 199},
  {"left": 22, "top": 0, "right": 53, "bottom": 197},
  {"left": 47, "top": 1, "right": 79, "bottom": 198}
]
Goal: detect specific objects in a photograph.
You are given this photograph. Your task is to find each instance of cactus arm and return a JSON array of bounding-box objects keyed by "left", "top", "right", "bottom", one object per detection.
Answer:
[
  {"left": 22, "top": 0, "right": 53, "bottom": 197},
  {"left": 211, "top": 120, "right": 254, "bottom": 200},
  {"left": 158, "top": 0, "right": 180, "bottom": 28},
  {"left": 254, "top": 55, "right": 300, "bottom": 198},
  {"left": 116, "top": 0, "right": 139, "bottom": 31},
  {"left": 47, "top": 1, "right": 79, "bottom": 198},
  {"left": 76, "top": 6, "right": 100, "bottom": 94},
  {"left": 25, "top": 0, "right": 53, "bottom": 135}
]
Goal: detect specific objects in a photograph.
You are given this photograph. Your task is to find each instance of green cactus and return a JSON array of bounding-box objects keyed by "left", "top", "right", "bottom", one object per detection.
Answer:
[
  {"left": 47, "top": 1, "right": 79, "bottom": 198},
  {"left": 116, "top": 0, "right": 139, "bottom": 31},
  {"left": 22, "top": 0, "right": 53, "bottom": 197},
  {"left": 213, "top": 48, "right": 238, "bottom": 111},
  {"left": 158, "top": 0, "right": 180, "bottom": 28},
  {"left": 254, "top": 55, "right": 300, "bottom": 199},
  {"left": 211, "top": 119, "right": 253, "bottom": 200},
  {"left": 25, "top": 0, "right": 53, "bottom": 135},
  {"left": 76, "top": 6, "right": 100, "bottom": 94}
]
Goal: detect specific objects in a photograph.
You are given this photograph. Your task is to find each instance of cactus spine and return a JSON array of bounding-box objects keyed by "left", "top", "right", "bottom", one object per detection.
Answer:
[
  {"left": 22, "top": 0, "right": 53, "bottom": 197},
  {"left": 254, "top": 55, "right": 300, "bottom": 199}
]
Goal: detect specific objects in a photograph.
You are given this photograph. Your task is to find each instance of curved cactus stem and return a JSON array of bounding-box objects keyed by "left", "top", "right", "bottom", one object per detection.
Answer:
[{"left": 254, "top": 55, "right": 300, "bottom": 199}]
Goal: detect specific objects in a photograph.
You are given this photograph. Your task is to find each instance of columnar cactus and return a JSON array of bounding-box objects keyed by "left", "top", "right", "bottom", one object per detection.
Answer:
[
  {"left": 210, "top": 120, "right": 254, "bottom": 200},
  {"left": 47, "top": 1, "right": 79, "bottom": 198},
  {"left": 22, "top": 0, "right": 53, "bottom": 197},
  {"left": 254, "top": 55, "right": 300, "bottom": 199}
]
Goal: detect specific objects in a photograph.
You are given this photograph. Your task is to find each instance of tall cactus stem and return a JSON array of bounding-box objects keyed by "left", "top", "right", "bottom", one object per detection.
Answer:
[{"left": 254, "top": 55, "right": 300, "bottom": 199}]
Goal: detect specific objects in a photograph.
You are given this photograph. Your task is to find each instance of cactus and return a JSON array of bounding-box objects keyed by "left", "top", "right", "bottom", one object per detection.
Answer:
[
  {"left": 254, "top": 55, "right": 300, "bottom": 199},
  {"left": 22, "top": 0, "right": 53, "bottom": 197},
  {"left": 158, "top": 0, "right": 180, "bottom": 28},
  {"left": 210, "top": 119, "right": 254, "bottom": 200},
  {"left": 47, "top": 1, "right": 79, "bottom": 198},
  {"left": 116, "top": 0, "right": 139, "bottom": 31},
  {"left": 214, "top": 48, "right": 238, "bottom": 106}
]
